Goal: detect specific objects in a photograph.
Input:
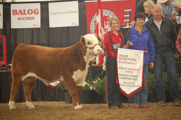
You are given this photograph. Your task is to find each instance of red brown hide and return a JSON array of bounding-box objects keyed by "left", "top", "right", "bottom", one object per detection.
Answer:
[{"left": 9, "top": 34, "right": 102, "bottom": 110}]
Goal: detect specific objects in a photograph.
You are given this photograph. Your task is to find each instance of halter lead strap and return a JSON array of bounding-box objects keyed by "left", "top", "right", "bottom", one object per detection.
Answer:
[{"left": 85, "top": 44, "right": 99, "bottom": 50}]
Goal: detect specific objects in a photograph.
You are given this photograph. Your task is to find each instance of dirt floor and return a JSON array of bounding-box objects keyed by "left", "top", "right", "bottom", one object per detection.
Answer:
[{"left": 0, "top": 101, "right": 181, "bottom": 120}]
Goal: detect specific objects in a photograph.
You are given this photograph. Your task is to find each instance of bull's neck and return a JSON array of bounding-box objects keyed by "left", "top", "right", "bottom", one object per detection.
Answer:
[
  {"left": 72, "top": 42, "right": 87, "bottom": 64},
  {"left": 72, "top": 42, "right": 95, "bottom": 67}
]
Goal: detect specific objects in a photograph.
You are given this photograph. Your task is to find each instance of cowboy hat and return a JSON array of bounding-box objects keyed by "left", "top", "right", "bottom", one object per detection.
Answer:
[
  {"left": 172, "top": 0, "right": 181, "bottom": 9},
  {"left": 158, "top": 0, "right": 168, "bottom": 3}
]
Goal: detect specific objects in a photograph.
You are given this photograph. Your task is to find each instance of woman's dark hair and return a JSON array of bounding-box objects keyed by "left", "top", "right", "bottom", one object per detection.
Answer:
[{"left": 134, "top": 12, "right": 146, "bottom": 21}]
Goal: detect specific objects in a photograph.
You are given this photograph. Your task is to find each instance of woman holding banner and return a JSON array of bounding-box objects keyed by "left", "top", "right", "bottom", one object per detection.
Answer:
[
  {"left": 127, "top": 12, "right": 155, "bottom": 108},
  {"left": 103, "top": 17, "right": 130, "bottom": 108}
]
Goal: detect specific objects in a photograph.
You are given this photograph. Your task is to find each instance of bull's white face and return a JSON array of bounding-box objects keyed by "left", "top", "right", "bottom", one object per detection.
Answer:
[{"left": 83, "top": 34, "right": 103, "bottom": 57}]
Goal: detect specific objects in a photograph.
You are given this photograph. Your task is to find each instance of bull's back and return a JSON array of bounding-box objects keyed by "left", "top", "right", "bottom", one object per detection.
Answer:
[
  {"left": 11, "top": 43, "right": 83, "bottom": 80},
  {"left": 12, "top": 44, "right": 61, "bottom": 75},
  {"left": 12, "top": 43, "right": 49, "bottom": 65}
]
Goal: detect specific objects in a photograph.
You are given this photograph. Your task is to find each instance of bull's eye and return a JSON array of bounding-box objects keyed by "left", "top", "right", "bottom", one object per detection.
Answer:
[{"left": 87, "top": 41, "right": 91, "bottom": 45}]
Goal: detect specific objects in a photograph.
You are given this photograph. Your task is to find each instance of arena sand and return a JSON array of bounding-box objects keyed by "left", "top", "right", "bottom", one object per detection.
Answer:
[{"left": 0, "top": 101, "right": 181, "bottom": 120}]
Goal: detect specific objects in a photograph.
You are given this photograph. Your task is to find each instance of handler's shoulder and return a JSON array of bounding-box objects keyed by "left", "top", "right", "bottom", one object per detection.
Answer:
[
  {"left": 104, "top": 31, "right": 109, "bottom": 36},
  {"left": 162, "top": 16, "right": 172, "bottom": 23},
  {"left": 144, "top": 20, "right": 150, "bottom": 26}
]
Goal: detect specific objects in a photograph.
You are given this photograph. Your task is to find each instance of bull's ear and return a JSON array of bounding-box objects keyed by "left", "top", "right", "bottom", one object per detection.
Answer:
[{"left": 80, "top": 36, "right": 86, "bottom": 45}]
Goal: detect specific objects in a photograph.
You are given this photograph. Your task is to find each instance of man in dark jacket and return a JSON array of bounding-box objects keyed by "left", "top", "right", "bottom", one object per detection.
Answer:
[{"left": 145, "top": 4, "right": 181, "bottom": 106}]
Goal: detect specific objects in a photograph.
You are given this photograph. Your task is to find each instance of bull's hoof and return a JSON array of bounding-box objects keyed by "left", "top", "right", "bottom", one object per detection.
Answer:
[
  {"left": 8, "top": 101, "right": 16, "bottom": 110},
  {"left": 79, "top": 104, "right": 83, "bottom": 108},
  {"left": 74, "top": 104, "right": 83, "bottom": 110},
  {"left": 26, "top": 101, "right": 35, "bottom": 109}
]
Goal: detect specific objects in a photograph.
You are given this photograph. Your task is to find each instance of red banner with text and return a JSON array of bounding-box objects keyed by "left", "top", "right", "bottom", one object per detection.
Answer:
[{"left": 85, "top": 0, "right": 136, "bottom": 35}]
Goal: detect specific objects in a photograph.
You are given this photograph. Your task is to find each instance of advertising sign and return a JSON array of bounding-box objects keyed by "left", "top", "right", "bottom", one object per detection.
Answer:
[{"left": 11, "top": 3, "right": 41, "bottom": 29}]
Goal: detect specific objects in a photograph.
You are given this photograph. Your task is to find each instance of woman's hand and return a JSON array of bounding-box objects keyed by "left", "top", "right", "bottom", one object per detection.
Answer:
[
  {"left": 127, "top": 41, "right": 133, "bottom": 47},
  {"left": 99, "top": 34, "right": 104, "bottom": 41},
  {"left": 98, "top": 34, "right": 104, "bottom": 49},
  {"left": 123, "top": 41, "right": 133, "bottom": 48}
]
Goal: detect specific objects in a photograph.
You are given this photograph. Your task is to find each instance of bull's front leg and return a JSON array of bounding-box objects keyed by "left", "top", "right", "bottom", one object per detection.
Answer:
[
  {"left": 65, "top": 80, "right": 83, "bottom": 109},
  {"left": 76, "top": 86, "right": 83, "bottom": 108}
]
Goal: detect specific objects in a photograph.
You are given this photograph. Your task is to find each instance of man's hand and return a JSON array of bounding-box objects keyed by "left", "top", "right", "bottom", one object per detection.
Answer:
[
  {"left": 174, "top": 54, "right": 179, "bottom": 58},
  {"left": 150, "top": 62, "right": 154, "bottom": 69},
  {"left": 171, "top": 14, "right": 176, "bottom": 21}
]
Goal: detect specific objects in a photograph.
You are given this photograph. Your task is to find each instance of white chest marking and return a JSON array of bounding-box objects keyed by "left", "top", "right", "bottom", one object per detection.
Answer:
[{"left": 72, "top": 68, "right": 88, "bottom": 86}]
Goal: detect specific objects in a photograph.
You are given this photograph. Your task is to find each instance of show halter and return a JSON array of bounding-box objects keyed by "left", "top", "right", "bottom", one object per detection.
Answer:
[{"left": 85, "top": 44, "right": 99, "bottom": 50}]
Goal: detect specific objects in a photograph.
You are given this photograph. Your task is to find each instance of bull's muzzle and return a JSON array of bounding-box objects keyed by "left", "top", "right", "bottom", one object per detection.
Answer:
[{"left": 97, "top": 48, "right": 103, "bottom": 55}]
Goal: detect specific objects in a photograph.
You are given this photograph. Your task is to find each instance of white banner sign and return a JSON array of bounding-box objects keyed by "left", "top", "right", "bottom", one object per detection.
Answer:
[
  {"left": 0, "top": 4, "right": 3, "bottom": 29},
  {"left": 49, "top": 1, "right": 79, "bottom": 28},
  {"left": 11, "top": 3, "right": 41, "bottom": 29},
  {"left": 117, "top": 48, "right": 144, "bottom": 97}
]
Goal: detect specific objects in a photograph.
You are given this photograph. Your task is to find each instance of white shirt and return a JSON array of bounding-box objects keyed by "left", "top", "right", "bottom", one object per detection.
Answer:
[{"left": 154, "top": 19, "right": 162, "bottom": 32}]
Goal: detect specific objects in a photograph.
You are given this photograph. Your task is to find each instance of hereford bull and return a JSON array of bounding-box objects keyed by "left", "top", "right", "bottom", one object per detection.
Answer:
[{"left": 8, "top": 34, "right": 102, "bottom": 110}]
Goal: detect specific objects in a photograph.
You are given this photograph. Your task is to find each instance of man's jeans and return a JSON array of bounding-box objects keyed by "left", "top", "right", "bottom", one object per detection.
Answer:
[
  {"left": 154, "top": 52, "right": 181, "bottom": 101},
  {"left": 106, "top": 56, "right": 122, "bottom": 106},
  {"left": 134, "top": 65, "right": 149, "bottom": 104}
]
